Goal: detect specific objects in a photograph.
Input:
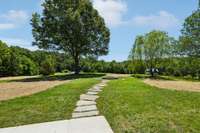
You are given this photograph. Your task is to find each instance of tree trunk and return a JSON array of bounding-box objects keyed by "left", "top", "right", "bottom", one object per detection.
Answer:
[
  {"left": 150, "top": 68, "right": 154, "bottom": 77},
  {"left": 74, "top": 56, "right": 80, "bottom": 75}
]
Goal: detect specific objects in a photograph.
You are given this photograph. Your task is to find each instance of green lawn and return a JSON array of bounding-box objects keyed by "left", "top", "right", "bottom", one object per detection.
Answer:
[
  {"left": 97, "top": 77, "right": 200, "bottom": 133},
  {"left": 0, "top": 78, "right": 100, "bottom": 128}
]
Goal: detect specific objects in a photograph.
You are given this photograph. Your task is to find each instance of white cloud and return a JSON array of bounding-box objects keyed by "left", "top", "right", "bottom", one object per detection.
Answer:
[
  {"left": 92, "top": 1, "right": 180, "bottom": 30},
  {"left": 132, "top": 11, "right": 180, "bottom": 29},
  {"left": 0, "top": 10, "right": 28, "bottom": 23},
  {"left": 0, "top": 10, "right": 28, "bottom": 30},
  {"left": 93, "top": 0, "right": 127, "bottom": 27},
  {"left": 1, "top": 38, "right": 29, "bottom": 46},
  {"left": 0, "top": 23, "right": 15, "bottom": 30},
  {"left": 0, "top": 37, "right": 37, "bottom": 50}
]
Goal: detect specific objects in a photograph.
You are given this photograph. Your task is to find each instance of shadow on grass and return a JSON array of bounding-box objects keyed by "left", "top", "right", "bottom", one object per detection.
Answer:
[
  {"left": 10, "top": 73, "right": 105, "bottom": 82},
  {"left": 131, "top": 74, "right": 176, "bottom": 81}
]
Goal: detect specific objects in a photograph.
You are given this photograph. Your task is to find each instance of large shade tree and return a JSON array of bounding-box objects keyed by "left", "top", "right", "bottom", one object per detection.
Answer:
[
  {"left": 31, "top": 0, "right": 110, "bottom": 74},
  {"left": 180, "top": 1, "right": 200, "bottom": 57},
  {"left": 178, "top": 1, "right": 200, "bottom": 78}
]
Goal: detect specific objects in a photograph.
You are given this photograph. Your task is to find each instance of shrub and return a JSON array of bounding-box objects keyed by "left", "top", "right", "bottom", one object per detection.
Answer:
[
  {"left": 20, "top": 56, "right": 39, "bottom": 75},
  {"left": 40, "top": 55, "right": 56, "bottom": 75}
]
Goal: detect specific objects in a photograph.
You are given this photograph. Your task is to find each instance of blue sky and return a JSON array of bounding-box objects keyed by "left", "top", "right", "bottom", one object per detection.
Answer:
[{"left": 0, "top": 0, "right": 198, "bottom": 61}]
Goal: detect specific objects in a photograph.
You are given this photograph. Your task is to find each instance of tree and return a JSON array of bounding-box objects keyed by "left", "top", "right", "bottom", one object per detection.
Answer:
[
  {"left": 40, "top": 55, "right": 56, "bottom": 75},
  {"left": 20, "top": 56, "right": 39, "bottom": 76},
  {"left": 129, "top": 36, "right": 146, "bottom": 74},
  {"left": 180, "top": 3, "right": 200, "bottom": 57},
  {"left": 31, "top": 0, "right": 110, "bottom": 74},
  {"left": 130, "top": 31, "right": 171, "bottom": 77},
  {"left": 129, "top": 35, "right": 144, "bottom": 61},
  {"left": 0, "top": 41, "right": 11, "bottom": 76},
  {"left": 177, "top": 1, "right": 200, "bottom": 79},
  {"left": 8, "top": 48, "right": 39, "bottom": 76}
]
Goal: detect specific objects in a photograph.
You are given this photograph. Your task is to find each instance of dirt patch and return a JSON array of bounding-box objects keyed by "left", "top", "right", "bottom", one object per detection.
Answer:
[
  {"left": 144, "top": 79, "right": 200, "bottom": 92},
  {"left": 0, "top": 76, "right": 39, "bottom": 81},
  {"left": 0, "top": 80, "right": 70, "bottom": 101}
]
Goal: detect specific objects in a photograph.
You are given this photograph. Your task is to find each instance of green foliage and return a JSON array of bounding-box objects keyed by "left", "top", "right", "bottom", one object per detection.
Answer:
[
  {"left": 0, "top": 1, "right": 200, "bottom": 78},
  {"left": 6, "top": 47, "right": 39, "bottom": 76},
  {"left": 40, "top": 55, "right": 56, "bottom": 75},
  {"left": 81, "top": 59, "right": 135, "bottom": 74},
  {"left": 98, "top": 78, "right": 200, "bottom": 133},
  {"left": 0, "top": 41, "right": 10, "bottom": 76},
  {"left": 129, "top": 30, "right": 173, "bottom": 76},
  {"left": 20, "top": 56, "right": 39, "bottom": 76},
  {"left": 8, "top": 53, "right": 39, "bottom": 76},
  {"left": 31, "top": 0, "right": 110, "bottom": 74},
  {"left": 132, "top": 60, "right": 146, "bottom": 74},
  {"left": 0, "top": 40, "right": 70, "bottom": 77},
  {"left": 128, "top": 35, "right": 144, "bottom": 60},
  {"left": 180, "top": 8, "right": 200, "bottom": 57}
]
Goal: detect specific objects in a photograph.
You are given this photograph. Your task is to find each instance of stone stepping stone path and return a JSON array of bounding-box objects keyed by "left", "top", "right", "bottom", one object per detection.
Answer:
[
  {"left": 76, "top": 100, "right": 96, "bottom": 106},
  {"left": 87, "top": 91, "right": 98, "bottom": 95},
  {"left": 0, "top": 79, "right": 114, "bottom": 133},
  {"left": 72, "top": 80, "right": 108, "bottom": 119}
]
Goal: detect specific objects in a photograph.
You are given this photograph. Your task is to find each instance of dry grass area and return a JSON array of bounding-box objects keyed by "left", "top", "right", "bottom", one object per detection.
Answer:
[
  {"left": 144, "top": 79, "right": 200, "bottom": 92},
  {"left": 0, "top": 80, "right": 70, "bottom": 101},
  {"left": 0, "top": 75, "right": 39, "bottom": 81}
]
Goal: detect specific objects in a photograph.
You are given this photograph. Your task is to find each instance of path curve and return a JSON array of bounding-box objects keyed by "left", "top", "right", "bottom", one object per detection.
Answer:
[{"left": 72, "top": 80, "right": 109, "bottom": 118}]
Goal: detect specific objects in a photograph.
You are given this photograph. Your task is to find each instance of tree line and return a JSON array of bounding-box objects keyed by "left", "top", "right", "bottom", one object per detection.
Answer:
[
  {"left": 0, "top": 40, "right": 135, "bottom": 76},
  {"left": 0, "top": 0, "right": 200, "bottom": 78},
  {"left": 0, "top": 41, "right": 73, "bottom": 76}
]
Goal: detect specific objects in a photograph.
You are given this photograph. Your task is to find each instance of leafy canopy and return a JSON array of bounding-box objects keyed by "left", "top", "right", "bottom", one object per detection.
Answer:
[
  {"left": 31, "top": 0, "right": 110, "bottom": 74},
  {"left": 129, "top": 30, "right": 173, "bottom": 76},
  {"left": 180, "top": 6, "right": 200, "bottom": 57}
]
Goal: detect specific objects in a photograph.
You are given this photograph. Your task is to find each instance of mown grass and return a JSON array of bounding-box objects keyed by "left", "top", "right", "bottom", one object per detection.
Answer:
[
  {"left": 97, "top": 77, "right": 200, "bottom": 133},
  {"left": 0, "top": 80, "right": 10, "bottom": 83},
  {"left": 0, "top": 78, "right": 100, "bottom": 128}
]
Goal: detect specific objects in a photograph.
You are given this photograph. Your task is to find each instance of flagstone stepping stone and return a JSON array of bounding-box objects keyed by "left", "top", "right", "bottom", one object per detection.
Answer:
[
  {"left": 72, "top": 111, "right": 99, "bottom": 118},
  {"left": 91, "top": 86, "right": 101, "bottom": 89},
  {"left": 87, "top": 91, "right": 98, "bottom": 95},
  {"left": 72, "top": 80, "right": 109, "bottom": 119},
  {"left": 76, "top": 100, "right": 96, "bottom": 106},
  {"left": 98, "top": 84, "right": 106, "bottom": 87},
  {"left": 88, "top": 88, "right": 102, "bottom": 92},
  {"left": 74, "top": 105, "right": 97, "bottom": 112},
  {"left": 80, "top": 94, "right": 99, "bottom": 101}
]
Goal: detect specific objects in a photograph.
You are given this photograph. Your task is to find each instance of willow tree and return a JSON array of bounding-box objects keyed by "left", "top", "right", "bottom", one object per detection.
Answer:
[
  {"left": 128, "top": 36, "right": 146, "bottom": 74},
  {"left": 129, "top": 30, "right": 171, "bottom": 76},
  {"left": 31, "top": 0, "right": 110, "bottom": 74},
  {"left": 129, "top": 35, "right": 144, "bottom": 61}
]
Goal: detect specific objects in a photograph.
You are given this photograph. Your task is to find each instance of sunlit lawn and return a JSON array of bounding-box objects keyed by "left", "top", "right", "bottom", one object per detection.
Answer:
[
  {"left": 97, "top": 77, "right": 200, "bottom": 133},
  {"left": 0, "top": 78, "right": 100, "bottom": 128}
]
